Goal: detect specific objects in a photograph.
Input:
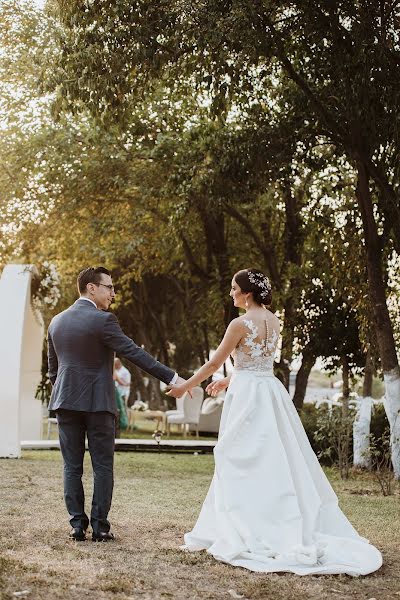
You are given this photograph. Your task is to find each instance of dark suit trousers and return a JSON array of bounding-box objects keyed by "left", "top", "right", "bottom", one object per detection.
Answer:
[{"left": 56, "top": 409, "right": 115, "bottom": 532}]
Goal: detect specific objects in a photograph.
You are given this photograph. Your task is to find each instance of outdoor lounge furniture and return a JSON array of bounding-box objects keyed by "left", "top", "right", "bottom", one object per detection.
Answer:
[
  {"left": 189, "top": 395, "right": 224, "bottom": 434},
  {"left": 127, "top": 408, "right": 166, "bottom": 431},
  {"left": 166, "top": 387, "right": 204, "bottom": 437},
  {"left": 47, "top": 417, "right": 58, "bottom": 439},
  {"left": 164, "top": 396, "right": 184, "bottom": 421}
]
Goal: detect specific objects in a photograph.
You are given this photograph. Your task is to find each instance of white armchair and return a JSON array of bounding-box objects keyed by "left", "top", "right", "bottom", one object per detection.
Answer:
[
  {"left": 166, "top": 387, "right": 204, "bottom": 437},
  {"left": 165, "top": 396, "right": 184, "bottom": 419}
]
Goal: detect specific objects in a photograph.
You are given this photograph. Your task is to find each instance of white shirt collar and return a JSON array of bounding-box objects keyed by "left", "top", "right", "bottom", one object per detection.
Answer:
[{"left": 79, "top": 296, "right": 97, "bottom": 308}]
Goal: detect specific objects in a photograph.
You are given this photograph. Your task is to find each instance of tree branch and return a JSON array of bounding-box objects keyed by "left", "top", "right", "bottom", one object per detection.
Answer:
[
  {"left": 222, "top": 200, "right": 280, "bottom": 286},
  {"left": 251, "top": 4, "right": 347, "bottom": 143},
  {"left": 181, "top": 235, "right": 210, "bottom": 281}
]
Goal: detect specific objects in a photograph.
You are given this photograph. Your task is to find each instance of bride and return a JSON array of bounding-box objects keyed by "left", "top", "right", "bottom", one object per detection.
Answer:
[{"left": 167, "top": 268, "right": 382, "bottom": 575}]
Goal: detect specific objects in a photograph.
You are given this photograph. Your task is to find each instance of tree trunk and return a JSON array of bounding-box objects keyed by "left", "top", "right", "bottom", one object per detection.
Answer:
[
  {"left": 292, "top": 345, "right": 315, "bottom": 410},
  {"left": 200, "top": 208, "right": 233, "bottom": 326},
  {"left": 356, "top": 161, "right": 400, "bottom": 478},
  {"left": 147, "top": 377, "right": 164, "bottom": 410},
  {"left": 275, "top": 184, "right": 304, "bottom": 390},
  {"left": 367, "top": 160, "right": 400, "bottom": 255},
  {"left": 276, "top": 356, "right": 291, "bottom": 390},
  {"left": 340, "top": 356, "right": 351, "bottom": 479},
  {"left": 130, "top": 366, "right": 150, "bottom": 406},
  {"left": 141, "top": 278, "right": 170, "bottom": 366},
  {"left": 363, "top": 350, "right": 374, "bottom": 397},
  {"left": 353, "top": 352, "right": 373, "bottom": 468},
  {"left": 276, "top": 297, "right": 295, "bottom": 390},
  {"left": 342, "top": 355, "right": 350, "bottom": 414}
]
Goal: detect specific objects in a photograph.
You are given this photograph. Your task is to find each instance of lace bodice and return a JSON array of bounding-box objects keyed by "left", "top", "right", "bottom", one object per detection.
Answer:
[{"left": 233, "top": 318, "right": 279, "bottom": 373}]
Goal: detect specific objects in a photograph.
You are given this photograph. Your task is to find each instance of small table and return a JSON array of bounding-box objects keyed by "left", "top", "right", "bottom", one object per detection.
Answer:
[{"left": 128, "top": 409, "right": 166, "bottom": 432}]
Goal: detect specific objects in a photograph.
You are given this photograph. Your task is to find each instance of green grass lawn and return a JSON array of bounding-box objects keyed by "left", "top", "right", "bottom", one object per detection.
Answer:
[{"left": 0, "top": 451, "right": 399, "bottom": 600}]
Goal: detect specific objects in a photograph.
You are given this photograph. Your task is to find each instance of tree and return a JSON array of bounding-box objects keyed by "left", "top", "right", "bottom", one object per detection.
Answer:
[{"left": 3, "top": 1, "right": 400, "bottom": 460}]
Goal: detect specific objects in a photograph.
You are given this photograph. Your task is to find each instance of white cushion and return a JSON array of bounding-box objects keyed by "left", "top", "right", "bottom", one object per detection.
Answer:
[
  {"left": 168, "top": 413, "right": 190, "bottom": 424},
  {"left": 202, "top": 398, "right": 219, "bottom": 415},
  {"left": 165, "top": 409, "right": 180, "bottom": 417}
]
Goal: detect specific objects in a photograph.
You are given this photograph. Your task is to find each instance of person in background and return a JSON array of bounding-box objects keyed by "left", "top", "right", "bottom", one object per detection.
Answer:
[
  {"left": 113, "top": 372, "right": 128, "bottom": 437},
  {"left": 114, "top": 357, "right": 131, "bottom": 409}
]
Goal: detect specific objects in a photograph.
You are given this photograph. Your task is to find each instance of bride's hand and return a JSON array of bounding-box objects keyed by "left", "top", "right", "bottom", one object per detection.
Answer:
[{"left": 206, "top": 376, "right": 230, "bottom": 397}]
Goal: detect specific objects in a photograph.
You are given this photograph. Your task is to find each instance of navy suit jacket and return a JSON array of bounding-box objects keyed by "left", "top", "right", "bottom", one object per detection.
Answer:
[{"left": 47, "top": 298, "right": 175, "bottom": 415}]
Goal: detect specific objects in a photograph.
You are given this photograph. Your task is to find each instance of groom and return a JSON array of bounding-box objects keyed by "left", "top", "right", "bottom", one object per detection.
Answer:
[{"left": 47, "top": 267, "right": 184, "bottom": 542}]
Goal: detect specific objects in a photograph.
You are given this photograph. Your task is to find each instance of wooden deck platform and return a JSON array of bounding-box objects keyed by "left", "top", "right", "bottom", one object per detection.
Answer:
[{"left": 21, "top": 438, "right": 216, "bottom": 453}]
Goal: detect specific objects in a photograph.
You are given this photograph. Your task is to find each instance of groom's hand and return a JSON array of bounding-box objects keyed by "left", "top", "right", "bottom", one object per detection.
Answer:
[{"left": 166, "top": 376, "right": 192, "bottom": 398}]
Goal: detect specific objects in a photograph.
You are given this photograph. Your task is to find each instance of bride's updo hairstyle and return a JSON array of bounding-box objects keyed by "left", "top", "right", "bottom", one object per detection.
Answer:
[{"left": 234, "top": 268, "right": 272, "bottom": 306}]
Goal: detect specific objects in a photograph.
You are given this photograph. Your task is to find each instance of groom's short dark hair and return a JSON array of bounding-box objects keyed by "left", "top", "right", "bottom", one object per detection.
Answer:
[{"left": 77, "top": 267, "right": 111, "bottom": 294}]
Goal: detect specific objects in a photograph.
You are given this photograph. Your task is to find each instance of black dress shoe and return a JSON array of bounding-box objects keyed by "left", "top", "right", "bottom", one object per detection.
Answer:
[
  {"left": 69, "top": 527, "right": 86, "bottom": 541},
  {"left": 92, "top": 531, "right": 115, "bottom": 542}
]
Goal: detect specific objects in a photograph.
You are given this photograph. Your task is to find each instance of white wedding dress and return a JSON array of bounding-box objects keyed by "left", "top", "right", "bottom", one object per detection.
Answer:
[{"left": 183, "top": 314, "right": 382, "bottom": 575}]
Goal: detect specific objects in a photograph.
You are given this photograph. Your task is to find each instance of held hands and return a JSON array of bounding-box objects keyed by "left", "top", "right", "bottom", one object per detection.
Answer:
[
  {"left": 205, "top": 376, "right": 230, "bottom": 397},
  {"left": 166, "top": 376, "right": 192, "bottom": 399}
]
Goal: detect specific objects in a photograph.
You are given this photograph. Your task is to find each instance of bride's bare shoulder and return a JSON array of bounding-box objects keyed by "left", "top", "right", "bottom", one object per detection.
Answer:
[
  {"left": 229, "top": 316, "right": 248, "bottom": 329},
  {"left": 224, "top": 317, "right": 248, "bottom": 341},
  {"left": 227, "top": 316, "right": 252, "bottom": 335}
]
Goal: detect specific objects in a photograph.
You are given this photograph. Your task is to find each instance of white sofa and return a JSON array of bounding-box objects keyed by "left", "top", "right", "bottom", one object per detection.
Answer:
[{"left": 190, "top": 395, "right": 224, "bottom": 434}]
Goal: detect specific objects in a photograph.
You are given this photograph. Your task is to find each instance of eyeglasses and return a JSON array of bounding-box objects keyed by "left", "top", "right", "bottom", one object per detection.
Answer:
[{"left": 97, "top": 283, "right": 115, "bottom": 292}]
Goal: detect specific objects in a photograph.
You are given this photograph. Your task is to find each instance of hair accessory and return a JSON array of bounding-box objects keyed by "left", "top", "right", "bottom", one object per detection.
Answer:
[{"left": 247, "top": 271, "right": 272, "bottom": 299}]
